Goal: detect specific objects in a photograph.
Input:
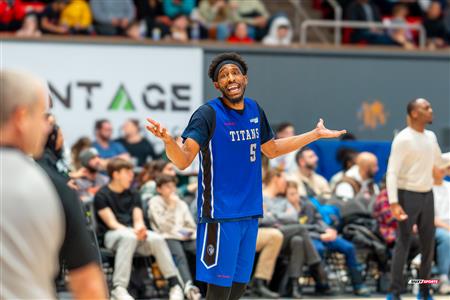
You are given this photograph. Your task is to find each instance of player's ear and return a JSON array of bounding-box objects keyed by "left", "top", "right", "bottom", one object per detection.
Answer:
[
  {"left": 244, "top": 75, "right": 248, "bottom": 85},
  {"left": 213, "top": 82, "right": 220, "bottom": 90}
]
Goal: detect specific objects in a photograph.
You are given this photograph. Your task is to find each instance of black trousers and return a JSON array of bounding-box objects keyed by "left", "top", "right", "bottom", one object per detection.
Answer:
[
  {"left": 279, "top": 224, "right": 321, "bottom": 278},
  {"left": 390, "top": 190, "right": 435, "bottom": 295}
]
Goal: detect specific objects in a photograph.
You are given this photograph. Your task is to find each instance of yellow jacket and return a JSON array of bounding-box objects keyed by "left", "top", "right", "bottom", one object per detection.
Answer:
[{"left": 60, "top": 0, "right": 92, "bottom": 28}]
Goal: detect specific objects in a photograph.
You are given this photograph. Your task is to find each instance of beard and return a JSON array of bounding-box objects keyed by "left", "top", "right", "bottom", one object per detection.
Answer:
[
  {"left": 86, "top": 165, "right": 99, "bottom": 173},
  {"left": 305, "top": 162, "right": 317, "bottom": 171},
  {"left": 220, "top": 85, "right": 246, "bottom": 104}
]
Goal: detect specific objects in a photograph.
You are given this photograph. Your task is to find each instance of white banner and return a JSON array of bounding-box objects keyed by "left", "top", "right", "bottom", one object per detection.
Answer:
[{"left": 1, "top": 41, "right": 203, "bottom": 149}]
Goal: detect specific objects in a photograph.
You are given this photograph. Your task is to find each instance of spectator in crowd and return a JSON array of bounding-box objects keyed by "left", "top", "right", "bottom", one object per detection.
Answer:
[
  {"left": 329, "top": 147, "right": 358, "bottom": 190},
  {"left": 37, "top": 114, "right": 70, "bottom": 179},
  {"left": 433, "top": 166, "right": 450, "bottom": 295},
  {"left": 70, "top": 136, "right": 92, "bottom": 170},
  {"left": 94, "top": 158, "right": 185, "bottom": 300},
  {"left": 289, "top": 183, "right": 370, "bottom": 296},
  {"left": 93, "top": 119, "right": 130, "bottom": 161},
  {"left": 288, "top": 147, "right": 332, "bottom": 199},
  {"left": 196, "top": 0, "right": 235, "bottom": 40},
  {"left": 60, "top": 0, "right": 93, "bottom": 34},
  {"left": 16, "top": 13, "right": 42, "bottom": 37},
  {"left": 262, "top": 169, "right": 330, "bottom": 298},
  {"left": 251, "top": 227, "right": 283, "bottom": 298},
  {"left": 1, "top": 69, "right": 107, "bottom": 300},
  {"left": 139, "top": 159, "right": 177, "bottom": 202},
  {"left": 148, "top": 175, "right": 201, "bottom": 300},
  {"left": 334, "top": 151, "right": 380, "bottom": 201},
  {"left": 387, "top": 4, "right": 416, "bottom": 49},
  {"left": 346, "top": 0, "right": 395, "bottom": 45},
  {"left": 117, "top": 119, "right": 158, "bottom": 168},
  {"left": 262, "top": 15, "right": 293, "bottom": 46},
  {"left": 423, "top": 1, "right": 448, "bottom": 49},
  {"left": 167, "top": 14, "right": 190, "bottom": 42},
  {"left": 163, "top": 0, "right": 196, "bottom": 19},
  {"left": 73, "top": 147, "right": 109, "bottom": 202},
  {"left": 40, "top": 0, "right": 70, "bottom": 35},
  {"left": 269, "top": 122, "right": 297, "bottom": 173},
  {"left": 134, "top": 0, "right": 171, "bottom": 40},
  {"left": 227, "top": 21, "right": 254, "bottom": 43},
  {"left": 229, "top": 0, "right": 270, "bottom": 40},
  {"left": 90, "top": 0, "right": 135, "bottom": 36},
  {"left": 0, "top": 0, "right": 26, "bottom": 31}
]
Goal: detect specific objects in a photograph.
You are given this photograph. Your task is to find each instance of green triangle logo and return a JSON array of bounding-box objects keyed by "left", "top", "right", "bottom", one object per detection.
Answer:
[{"left": 109, "top": 84, "right": 136, "bottom": 111}]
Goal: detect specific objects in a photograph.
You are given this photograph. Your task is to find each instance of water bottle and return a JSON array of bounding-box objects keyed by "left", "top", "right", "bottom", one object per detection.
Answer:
[
  {"left": 152, "top": 27, "right": 161, "bottom": 41},
  {"left": 190, "top": 22, "right": 200, "bottom": 42}
]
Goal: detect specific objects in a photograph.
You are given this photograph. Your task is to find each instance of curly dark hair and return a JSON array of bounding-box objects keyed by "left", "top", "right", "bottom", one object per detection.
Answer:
[{"left": 208, "top": 52, "right": 248, "bottom": 82}]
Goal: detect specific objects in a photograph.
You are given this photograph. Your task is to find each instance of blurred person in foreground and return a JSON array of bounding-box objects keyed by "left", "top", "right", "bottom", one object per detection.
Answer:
[
  {"left": 386, "top": 98, "right": 450, "bottom": 300},
  {"left": 0, "top": 69, "right": 107, "bottom": 299},
  {"left": 433, "top": 166, "right": 450, "bottom": 295}
]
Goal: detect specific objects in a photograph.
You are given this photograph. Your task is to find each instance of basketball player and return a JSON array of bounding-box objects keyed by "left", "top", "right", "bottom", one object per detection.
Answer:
[
  {"left": 146, "top": 52, "right": 346, "bottom": 300},
  {"left": 386, "top": 98, "right": 450, "bottom": 300}
]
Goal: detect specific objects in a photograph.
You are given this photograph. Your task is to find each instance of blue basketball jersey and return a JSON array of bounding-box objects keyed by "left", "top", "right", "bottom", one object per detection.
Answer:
[{"left": 197, "top": 98, "right": 263, "bottom": 222}]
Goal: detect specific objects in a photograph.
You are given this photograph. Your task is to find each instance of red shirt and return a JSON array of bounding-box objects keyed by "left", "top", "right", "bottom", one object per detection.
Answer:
[{"left": 227, "top": 36, "right": 254, "bottom": 43}]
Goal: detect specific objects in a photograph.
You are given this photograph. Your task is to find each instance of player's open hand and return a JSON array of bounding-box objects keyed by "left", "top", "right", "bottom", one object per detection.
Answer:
[
  {"left": 146, "top": 118, "right": 172, "bottom": 143},
  {"left": 314, "top": 118, "right": 347, "bottom": 139}
]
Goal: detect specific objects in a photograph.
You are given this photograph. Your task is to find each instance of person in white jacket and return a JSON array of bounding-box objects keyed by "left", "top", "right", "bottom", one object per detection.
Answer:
[{"left": 262, "top": 15, "right": 293, "bottom": 46}]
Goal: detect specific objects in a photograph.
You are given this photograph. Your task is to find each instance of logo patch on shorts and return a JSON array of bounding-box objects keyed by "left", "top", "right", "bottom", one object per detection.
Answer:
[{"left": 207, "top": 244, "right": 215, "bottom": 256}]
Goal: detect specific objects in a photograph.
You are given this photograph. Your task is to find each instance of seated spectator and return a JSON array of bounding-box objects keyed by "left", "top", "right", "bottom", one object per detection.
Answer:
[
  {"left": 90, "top": 0, "right": 135, "bottom": 36},
  {"left": 148, "top": 175, "right": 201, "bottom": 300},
  {"left": 139, "top": 160, "right": 177, "bottom": 202},
  {"left": 73, "top": 147, "right": 109, "bottom": 202},
  {"left": 262, "top": 15, "right": 293, "bottom": 46},
  {"left": 252, "top": 227, "right": 283, "bottom": 298},
  {"left": 133, "top": 0, "right": 171, "bottom": 40},
  {"left": 116, "top": 119, "right": 158, "bottom": 168},
  {"left": 227, "top": 21, "right": 253, "bottom": 43},
  {"left": 59, "top": 0, "right": 93, "bottom": 35},
  {"left": 16, "top": 13, "right": 42, "bottom": 37},
  {"left": 433, "top": 166, "right": 450, "bottom": 295},
  {"left": 229, "top": 0, "right": 270, "bottom": 40},
  {"left": 39, "top": 0, "right": 70, "bottom": 35},
  {"left": 196, "top": 0, "right": 235, "bottom": 40},
  {"left": 94, "top": 158, "right": 185, "bottom": 300},
  {"left": 167, "top": 14, "right": 190, "bottom": 42},
  {"left": 292, "top": 188, "right": 370, "bottom": 296},
  {"left": 423, "top": 1, "right": 448, "bottom": 49},
  {"left": 346, "top": 0, "right": 395, "bottom": 45},
  {"left": 334, "top": 151, "right": 380, "bottom": 201},
  {"left": 162, "top": 0, "right": 196, "bottom": 19},
  {"left": 329, "top": 148, "right": 358, "bottom": 190},
  {"left": 0, "top": 0, "right": 26, "bottom": 32},
  {"left": 288, "top": 147, "right": 332, "bottom": 199},
  {"left": 269, "top": 122, "right": 297, "bottom": 173},
  {"left": 387, "top": 4, "right": 416, "bottom": 49},
  {"left": 93, "top": 119, "right": 130, "bottom": 161},
  {"left": 262, "top": 169, "right": 330, "bottom": 298},
  {"left": 70, "top": 136, "right": 92, "bottom": 170}
]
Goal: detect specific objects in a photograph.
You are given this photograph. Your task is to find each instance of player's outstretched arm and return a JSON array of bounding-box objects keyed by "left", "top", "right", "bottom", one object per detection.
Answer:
[
  {"left": 146, "top": 118, "right": 200, "bottom": 170},
  {"left": 262, "top": 118, "right": 346, "bottom": 159}
]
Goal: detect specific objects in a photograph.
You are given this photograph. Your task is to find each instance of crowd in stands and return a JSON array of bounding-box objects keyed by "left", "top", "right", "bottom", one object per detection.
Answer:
[
  {"left": 317, "top": 0, "right": 450, "bottom": 49},
  {"left": 38, "top": 113, "right": 450, "bottom": 299},
  {"left": 2, "top": 0, "right": 449, "bottom": 49},
  {"left": 0, "top": 0, "right": 294, "bottom": 46}
]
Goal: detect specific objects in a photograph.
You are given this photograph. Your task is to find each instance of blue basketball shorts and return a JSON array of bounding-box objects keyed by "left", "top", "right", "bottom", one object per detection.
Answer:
[{"left": 196, "top": 218, "right": 259, "bottom": 287}]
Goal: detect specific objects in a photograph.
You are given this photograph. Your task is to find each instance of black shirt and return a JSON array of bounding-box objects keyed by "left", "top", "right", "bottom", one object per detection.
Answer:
[
  {"left": 116, "top": 137, "right": 157, "bottom": 167},
  {"left": 37, "top": 161, "right": 100, "bottom": 270},
  {"left": 182, "top": 98, "right": 274, "bottom": 149},
  {"left": 94, "top": 185, "right": 142, "bottom": 239}
]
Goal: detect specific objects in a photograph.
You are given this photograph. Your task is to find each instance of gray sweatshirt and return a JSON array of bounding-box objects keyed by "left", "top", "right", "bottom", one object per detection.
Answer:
[
  {"left": 91, "top": 0, "right": 135, "bottom": 24},
  {"left": 261, "top": 195, "right": 298, "bottom": 227}
]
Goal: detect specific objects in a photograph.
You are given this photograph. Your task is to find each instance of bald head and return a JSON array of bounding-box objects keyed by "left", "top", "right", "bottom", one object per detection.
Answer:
[
  {"left": 356, "top": 152, "right": 378, "bottom": 180},
  {"left": 0, "top": 69, "right": 49, "bottom": 156},
  {"left": 1, "top": 69, "right": 48, "bottom": 126}
]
